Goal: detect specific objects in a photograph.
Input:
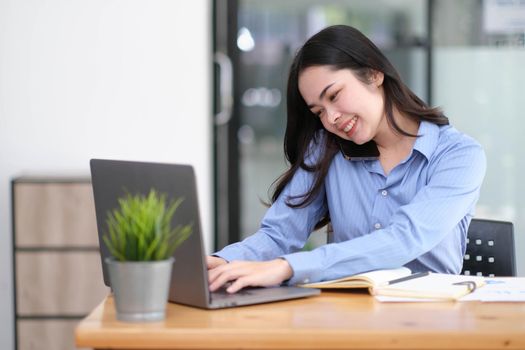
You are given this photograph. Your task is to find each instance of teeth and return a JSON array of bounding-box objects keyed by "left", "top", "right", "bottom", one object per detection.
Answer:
[{"left": 343, "top": 116, "right": 357, "bottom": 132}]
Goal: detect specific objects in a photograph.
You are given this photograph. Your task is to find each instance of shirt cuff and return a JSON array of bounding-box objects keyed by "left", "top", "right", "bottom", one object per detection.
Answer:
[
  {"left": 212, "top": 251, "right": 234, "bottom": 263},
  {"left": 211, "top": 254, "right": 229, "bottom": 263},
  {"left": 212, "top": 241, "right": 249, "bottom": 262},
  {"left": 280, "top": 250, "right": 322, "bottom": 285}
]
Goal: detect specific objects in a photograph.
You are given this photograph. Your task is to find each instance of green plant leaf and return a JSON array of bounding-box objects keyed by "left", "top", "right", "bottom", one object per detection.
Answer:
[{"left": 102, "top": 189, "right": 192, "bottom": 261}]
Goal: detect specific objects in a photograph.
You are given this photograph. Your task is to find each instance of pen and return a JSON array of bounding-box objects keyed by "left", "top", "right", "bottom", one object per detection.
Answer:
[
  {"left": 387, "top": 271, "right": 430, "bottom": 285},
  {"left": 452, "top": 281, "right": 477, "bottom": 292}
]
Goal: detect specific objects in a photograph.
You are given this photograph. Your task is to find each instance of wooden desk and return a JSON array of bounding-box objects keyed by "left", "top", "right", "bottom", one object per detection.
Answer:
[{"left": 76, "top": 292, "right": 525, "bottom": 350}]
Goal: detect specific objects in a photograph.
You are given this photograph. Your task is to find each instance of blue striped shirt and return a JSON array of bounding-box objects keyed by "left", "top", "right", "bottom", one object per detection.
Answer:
[{"left": 215, "top": 121, "right": 486, "bottom": 285}]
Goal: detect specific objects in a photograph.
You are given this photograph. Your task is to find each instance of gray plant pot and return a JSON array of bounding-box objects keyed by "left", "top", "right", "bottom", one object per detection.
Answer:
[{"left": 105, "top": 257, "right": 174, "bottom": 322}]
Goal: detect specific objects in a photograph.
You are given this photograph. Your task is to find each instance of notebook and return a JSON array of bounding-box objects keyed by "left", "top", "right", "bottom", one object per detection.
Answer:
[
  {"left": 90, "top": 159, "right": 320, "bottom": 309},
  {"left": 371, "top": 272, "right": 485, "bottom": 301},
  {"left": 299, "top": 267, "right": 412, "bottom": 289}
]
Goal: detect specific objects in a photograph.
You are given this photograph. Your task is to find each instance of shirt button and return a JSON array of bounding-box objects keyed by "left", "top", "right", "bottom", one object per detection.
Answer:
[
  {"left": 303, "top": 278, "right": 310, "bottom": 284},
  {"left": 381, "top": 190, "right": 388, "bottom": 196},
  {"left": 374, "top": 223, "right": 382, "bottom": 229}
]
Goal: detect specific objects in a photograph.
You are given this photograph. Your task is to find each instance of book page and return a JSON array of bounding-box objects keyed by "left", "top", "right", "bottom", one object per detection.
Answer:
[{"left": 300, "top": 267, "right": 411, "bottom": 289}]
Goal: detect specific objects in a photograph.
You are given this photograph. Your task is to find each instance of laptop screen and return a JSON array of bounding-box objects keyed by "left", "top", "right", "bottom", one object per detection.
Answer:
[{"left": 90, "top": 159, "right": 210, "bottom": 306}]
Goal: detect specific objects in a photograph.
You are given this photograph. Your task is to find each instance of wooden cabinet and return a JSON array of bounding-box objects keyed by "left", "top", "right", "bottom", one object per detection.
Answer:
[{"left": 12, "top": 177, "right": 109, "bottom": 350}]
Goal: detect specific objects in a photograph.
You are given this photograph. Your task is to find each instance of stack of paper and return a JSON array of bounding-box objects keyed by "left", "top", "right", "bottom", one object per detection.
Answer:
[{"left": 372, "top": 273, "right": 485, "bottom": 301}]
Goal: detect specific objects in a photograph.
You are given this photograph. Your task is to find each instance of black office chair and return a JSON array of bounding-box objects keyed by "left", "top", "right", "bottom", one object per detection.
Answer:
[{"left": 461, "top": 218, "right": 516, "bottom": 277}]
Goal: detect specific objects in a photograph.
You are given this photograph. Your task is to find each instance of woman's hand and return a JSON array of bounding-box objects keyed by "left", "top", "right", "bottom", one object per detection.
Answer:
[
  {"left": 207, "top": 255, "right": 228, "bottom": 269},
  {"left": 208, "top": 259, "right": 293, "bottom": 294}
]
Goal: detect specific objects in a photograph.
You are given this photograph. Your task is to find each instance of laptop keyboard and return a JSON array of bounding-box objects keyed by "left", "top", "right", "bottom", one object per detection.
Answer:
[{"left": 211, "top": 288, "right": 255, "bottom": 300}]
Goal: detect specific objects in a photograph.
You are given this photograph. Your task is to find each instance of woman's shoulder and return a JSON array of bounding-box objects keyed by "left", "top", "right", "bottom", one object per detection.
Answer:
[
  {"left": 436, "top": 123, "right": 483, "bottom": 151},
  {"left": 431, "top": 123, "right": 486, "bottom": 164}
]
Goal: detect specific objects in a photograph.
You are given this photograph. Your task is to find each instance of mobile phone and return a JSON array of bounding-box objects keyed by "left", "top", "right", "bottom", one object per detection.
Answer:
[{"left": 337, "top": 138, "right": 380, "bottom": 161}]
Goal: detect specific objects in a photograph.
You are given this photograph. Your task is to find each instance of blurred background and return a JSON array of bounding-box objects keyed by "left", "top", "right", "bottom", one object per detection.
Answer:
[{"left": 1, "top": 0, "right": 524, "bottom": 349}]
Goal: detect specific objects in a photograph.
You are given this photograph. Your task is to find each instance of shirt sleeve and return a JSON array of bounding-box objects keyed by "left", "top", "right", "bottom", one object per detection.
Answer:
[
  {"left": 282, "top": 138, "right": 487, "bottom": 285},
  {"left": 214, "top": 148, "right": 328, "bottom": 263}
]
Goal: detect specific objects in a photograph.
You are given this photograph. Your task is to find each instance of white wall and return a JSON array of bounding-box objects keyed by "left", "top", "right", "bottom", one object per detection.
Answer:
[{"left": 0, "top": 1, "right": 211, "bottom": 348}]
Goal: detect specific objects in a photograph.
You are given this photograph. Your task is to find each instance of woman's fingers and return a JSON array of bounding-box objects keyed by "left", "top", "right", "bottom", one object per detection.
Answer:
[
  {"left": 208, "top": 261, "right": 247, "bottom": 291},
  {"left": 226, "top": 275, "right": 253, "bottom": 293},
  {"left": 206, "top": 255, "right": 227, "bottom": 269},
  {"left": 207, "top": 259, "right": 293, "bottom": 293}
]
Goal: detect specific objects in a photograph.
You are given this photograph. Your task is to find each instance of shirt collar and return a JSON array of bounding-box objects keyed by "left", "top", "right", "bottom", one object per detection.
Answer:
[{"left": 413, "top": 120, "right": 440, "bottom": 161}]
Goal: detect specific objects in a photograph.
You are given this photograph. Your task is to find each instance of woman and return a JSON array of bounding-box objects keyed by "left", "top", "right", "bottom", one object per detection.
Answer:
[{"left": 208, "top": 25, "right": 486, "bottom": 293}]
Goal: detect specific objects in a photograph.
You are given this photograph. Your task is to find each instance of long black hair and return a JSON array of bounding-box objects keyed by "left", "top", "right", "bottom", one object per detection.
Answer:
[{"left": 270, "top": 25, "right": 448, "bottom": 230}]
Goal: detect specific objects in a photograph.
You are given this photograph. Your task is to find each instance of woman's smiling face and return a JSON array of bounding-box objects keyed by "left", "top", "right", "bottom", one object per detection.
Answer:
[{"left": 298, "top": 66, "right": 386, "bottom": 145}]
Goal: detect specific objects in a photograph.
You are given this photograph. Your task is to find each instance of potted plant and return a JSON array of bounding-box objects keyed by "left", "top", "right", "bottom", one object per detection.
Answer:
[{"left": 103, "top": 189, "right": 192, "bottom": 322}]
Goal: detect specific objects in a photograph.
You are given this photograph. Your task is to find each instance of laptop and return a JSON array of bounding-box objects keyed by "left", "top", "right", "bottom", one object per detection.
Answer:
[{"left": 90, "top": 159, "right": 320, "bottom": 309}]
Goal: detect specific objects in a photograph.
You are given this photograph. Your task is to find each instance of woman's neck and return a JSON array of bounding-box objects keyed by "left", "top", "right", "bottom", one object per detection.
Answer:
[{"left": 374, "top": 109, "right": 420, "bottom": 175}]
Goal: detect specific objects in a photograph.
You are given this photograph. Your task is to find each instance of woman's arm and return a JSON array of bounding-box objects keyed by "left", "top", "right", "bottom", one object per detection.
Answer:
[
  {"left": 213, "top": 162, "right": 327, "bottom": 262},
  {"left": 283, "top": 136, "right": 486, "bottom": 285},
  {"left": 208, "top": 142, "right": 328, "bottom": 292}
]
